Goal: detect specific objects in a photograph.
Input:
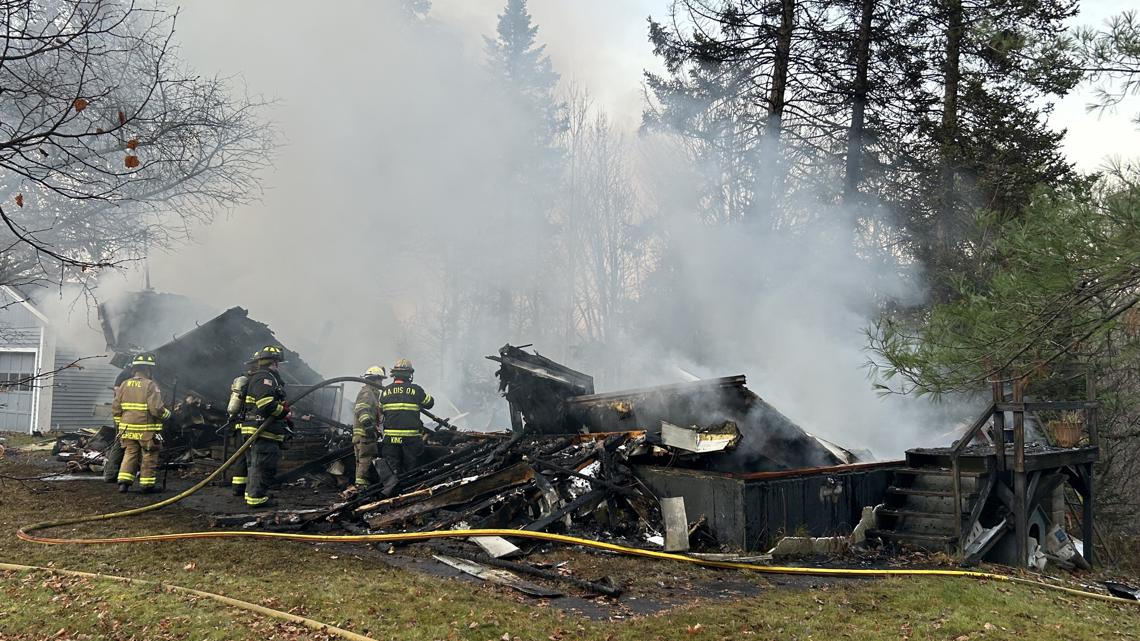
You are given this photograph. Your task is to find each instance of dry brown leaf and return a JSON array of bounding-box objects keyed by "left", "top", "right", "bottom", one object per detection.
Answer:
[
  {"left": 124, "top": 155, "right": 140, "bottom": 168},
  {"left": 73, "top": 98, "right": 88, "bottom": 112},
  {"left": 126, "top": 138, "right": 139, "bottom": 150},
  {"left": 118, "top": 111, "right": 127, "bottom": 125},
  {"left": 686, "top": 623, "right": 703, "bottom": 635},
  {"left": 14, "top": 194, "right": 23, "bottom": 207}
]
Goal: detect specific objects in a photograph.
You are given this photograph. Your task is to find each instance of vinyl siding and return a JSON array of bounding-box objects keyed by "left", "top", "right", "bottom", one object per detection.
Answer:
[
  {"left": 0, "top": 288, "right": 45, "bottom": 348},
  {"left": 49, "top": 350, "right": 121, "bottom": 431}
]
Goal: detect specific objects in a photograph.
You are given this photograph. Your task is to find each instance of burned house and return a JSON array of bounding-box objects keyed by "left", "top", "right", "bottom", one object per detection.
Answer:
[
  {"left": 481, "top": 345, "right": 1099, "bottom": 567},
  {"left": 46, "top": 299, "right": 348, "bottom": 478},
  {"left": 106, "top": 306, "right": 347, "bottom": 470},
  {"left": 480, "top": 344, "right": 886, "bottom": 548}
]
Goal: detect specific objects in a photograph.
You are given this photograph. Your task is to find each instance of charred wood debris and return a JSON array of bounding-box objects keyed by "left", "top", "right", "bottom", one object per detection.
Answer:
[{"left": 48, "top": 338, "right": 865, "bottom": 599}]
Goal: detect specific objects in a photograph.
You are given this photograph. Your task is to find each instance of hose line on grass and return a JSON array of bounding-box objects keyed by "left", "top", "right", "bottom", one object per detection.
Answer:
[
  {"left": 0, "top": 561, "right": 378, "bottom": 641},
  {"left": 12, "top": 377, "right": 1140, "bottom": 611}
]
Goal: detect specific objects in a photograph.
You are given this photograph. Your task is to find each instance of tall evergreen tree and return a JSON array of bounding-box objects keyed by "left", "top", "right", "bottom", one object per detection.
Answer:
[
  {"left": 645, "top": 0, "right": 1084, "bottom": 301},
  {"left": 904, "top": 0, "right": 1085, "bottom": 301},
  {"left": 484, "top": 0, "right": 563, "bottom": 151}
]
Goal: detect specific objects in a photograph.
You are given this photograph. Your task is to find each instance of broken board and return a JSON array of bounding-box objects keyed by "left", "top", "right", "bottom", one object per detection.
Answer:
[{"left": 433, "top": 554, "right": 563, "bottom": 598}]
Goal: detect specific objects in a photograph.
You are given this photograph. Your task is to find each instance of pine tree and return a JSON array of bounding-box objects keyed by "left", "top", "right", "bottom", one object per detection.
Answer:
[
  {"left": 1073, "top": 10, "right": 1140, "bottom": 125},
  {"left": 484, "top": 0, "right": 563, "bottom": 148},
  {"left": 645, "top": 0, "right": 1085, "bottom": 301}
]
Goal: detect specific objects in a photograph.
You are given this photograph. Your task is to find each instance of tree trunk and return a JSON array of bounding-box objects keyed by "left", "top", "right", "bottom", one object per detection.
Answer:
[
  {"left": 763, "top": 0, "right": 796, "bottom": 216},
  {"left": 844, "top": 0, "right": 876, "bottom": 202},
  {"left": 937, "top": 0, "right": 963, "bottom": 260}
]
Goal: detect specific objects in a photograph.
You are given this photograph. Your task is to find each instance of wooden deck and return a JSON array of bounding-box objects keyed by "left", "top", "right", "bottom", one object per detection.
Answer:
[{"left": 907, "top": 445, "right": 1098, "bottom": 473}]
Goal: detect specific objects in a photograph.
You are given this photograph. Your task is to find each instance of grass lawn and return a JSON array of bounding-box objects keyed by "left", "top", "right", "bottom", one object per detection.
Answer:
[{"left": 1, "top": 450, "right": 1137, "bottom": 640}]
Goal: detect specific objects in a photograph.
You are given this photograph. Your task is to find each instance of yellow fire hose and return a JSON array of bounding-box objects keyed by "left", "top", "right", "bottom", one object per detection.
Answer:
[{"left": 9, "top": 375, "right": 1139, "bottom": 641}]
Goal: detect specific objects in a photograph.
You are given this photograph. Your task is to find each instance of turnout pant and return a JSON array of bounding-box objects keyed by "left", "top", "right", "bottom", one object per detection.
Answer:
[
  {"left": 245, "top": 438, "right": 281, "bottom": 506},
  {"left": 353, "top": 432, "right": 379, "bottom": 487},
  {"left": 381, "top": 435, "right": 424, "bottom": 477},
  {"left": 102, "top": 437, "right": 124, "bottom": 482},
  {"left": 118, "top": 432, "right": 161, "bottom": 488},
  {"left": 229, "top": 429, "right": 249, "bottom": 489}
]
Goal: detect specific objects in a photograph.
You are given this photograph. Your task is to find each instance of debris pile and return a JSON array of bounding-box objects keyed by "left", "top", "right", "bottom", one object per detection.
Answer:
[
  {"left": 213, "top": 429, "right": 682, "bottom": 595},
  {"left": 51, "top": 427, "right": 116, "bottom": 472},
  {"left": 228, "top": 429, "right": 663, "bottom": 541}
]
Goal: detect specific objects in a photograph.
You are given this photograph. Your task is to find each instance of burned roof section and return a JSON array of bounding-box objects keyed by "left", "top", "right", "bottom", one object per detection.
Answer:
[
  {"left": 129, "top": 306, "right": 325, "bottom": 409},
  {"left": 487, "top": 344, "right": 594, "bottom": 434},
  {"left": 488, "top": 347, "right": 853, "bottom": 473},
  {"left": 98, "top": 289, "right": 216, "bottom": 352},
  {"left": 568, "top": 376, "right": 847, "bottom": 473}
]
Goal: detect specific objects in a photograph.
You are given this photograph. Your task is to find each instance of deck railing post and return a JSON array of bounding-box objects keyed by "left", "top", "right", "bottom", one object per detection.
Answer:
[
  {"left": 991, "top": 380, "right": 1006, "bottom": 472},
  {"left": 952, "top": 454, "right": 963, "bottom": 555},
  {"left": 1085, "top": 369, "right": 1098, "bottom": 448},
  {"left": 1012, "top": 377, "right": 1028, "bottom": 568}
]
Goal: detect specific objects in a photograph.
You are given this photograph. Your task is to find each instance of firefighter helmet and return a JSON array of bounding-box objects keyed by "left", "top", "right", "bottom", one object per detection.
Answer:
[
  {"left": 363, "top": 365, "right": 387, "bottom": 380},
  {"left": 254, "top": 345, "right": 286, "bottom": 363},
  {"left": 391, "top": 358, "right": 414, "bottom": 378},
  {"left": 131, "top": 353, "right": 157, "bottom": 367}
]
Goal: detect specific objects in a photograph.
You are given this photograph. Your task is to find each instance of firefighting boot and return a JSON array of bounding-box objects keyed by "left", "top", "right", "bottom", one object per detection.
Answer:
[
  {"left": 231, "top": 483, "right": 245, "bottom": 497},
  {"left": 118, "top": 483, "right": 130, "bottom": 493}
]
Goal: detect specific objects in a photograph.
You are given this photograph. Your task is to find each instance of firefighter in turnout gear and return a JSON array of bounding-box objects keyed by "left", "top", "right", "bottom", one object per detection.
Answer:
[
  {"left": 113, "top": 353, "right": 170, "bottom": 493},
  {"left": 227, "top": 353, "right": 259, "bottom": 497},
  {"left": 380, "top": 359, "right": 434, "bottom": 476},
  {"left": 352, "top": 365, "right": 386, "bottom": 488},
  {"left": 241, "top": 345, "right": 290, "bottom": 508},
  {"left": 102, "top": 367, "right": 134, "bottom": 483}
]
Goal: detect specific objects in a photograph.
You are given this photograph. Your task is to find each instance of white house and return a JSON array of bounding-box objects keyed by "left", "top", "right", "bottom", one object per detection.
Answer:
[{"left": 0, "top": 286, "right": 120, "bottom": 433}]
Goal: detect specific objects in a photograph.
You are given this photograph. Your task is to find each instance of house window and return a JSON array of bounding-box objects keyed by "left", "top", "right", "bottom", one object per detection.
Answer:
[{"left": 0, "top": 371, "right": 34, "bottom": 392}]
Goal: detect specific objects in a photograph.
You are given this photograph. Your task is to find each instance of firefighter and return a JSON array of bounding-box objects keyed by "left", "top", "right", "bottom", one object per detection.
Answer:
[
  {"left": 113, "top": 353, "right": 170, "bottom": 493},
  {"left": 102, "top": 367, "right": 133, "bottom": 483},
  {"left": 352, "top": 365, "right": 386, "bottom": 488},
  {"left": 379, "top": 358, "right": 434, "bottom": 477},
  {"left": 241, "top": 345, "right": 290, "bottom": 508},
  {"left": 228, "top": 352, "right": 259, "bottom": 497}
]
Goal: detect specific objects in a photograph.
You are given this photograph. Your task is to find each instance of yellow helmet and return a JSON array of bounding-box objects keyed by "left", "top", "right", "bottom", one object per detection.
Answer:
[
  {"left": 131, "top": 353, "right": 157, "bottom": 367},
  {"left": 254, "top": 345, "right": 285, "bottom": 363},
  {"left": 364, "top": 365, "right": 387, "bottom": 380},
  {"left": 392, "top": 358, "right": 413, "bottom": 377}
]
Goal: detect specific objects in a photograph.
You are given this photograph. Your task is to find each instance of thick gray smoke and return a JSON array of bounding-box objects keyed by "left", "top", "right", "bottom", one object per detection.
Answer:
[{"left": 73, "top": 0, "right": 965, "bottom": 457}]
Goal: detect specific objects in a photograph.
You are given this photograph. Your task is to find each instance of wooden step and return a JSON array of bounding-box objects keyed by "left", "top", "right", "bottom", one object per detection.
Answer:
[
  {"left": 867, "top": 529, "right": 957, "bottom": 547},
  {"left": 877, "top": 508, "right": 963, "bottom": 521},
  {"left": 887, "top": 486, "right": 978, "bottom": 498},
  {"left": 894, "top": 467, "right": 986, "bottom": 478}
]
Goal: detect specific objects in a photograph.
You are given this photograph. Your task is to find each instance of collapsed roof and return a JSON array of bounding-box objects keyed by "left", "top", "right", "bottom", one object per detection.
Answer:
[
  {"left": 488, "top": 344, "right": 594, "bottom": 433},
  {"left": 489, "top": 345, "right": 857, "bottom": 473},
  {"left": 111, "top": 306, "right": 334, "bottom": 416}
]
